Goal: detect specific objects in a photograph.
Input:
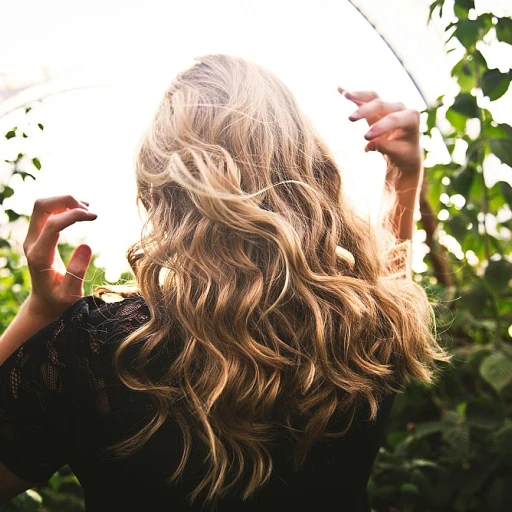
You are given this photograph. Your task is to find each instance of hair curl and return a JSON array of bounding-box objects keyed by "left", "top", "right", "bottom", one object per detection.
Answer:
[{"left": 107, "top": 54, "right": 448, "bottom": 505}]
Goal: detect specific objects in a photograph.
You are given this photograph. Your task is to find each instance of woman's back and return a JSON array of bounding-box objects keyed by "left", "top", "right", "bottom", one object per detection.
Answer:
[
  {"left": 0, "top": 55, "right": 447, "bottom": 509},
  {"left": 0, "top": 295, "right": 395, "bottom": 511}
]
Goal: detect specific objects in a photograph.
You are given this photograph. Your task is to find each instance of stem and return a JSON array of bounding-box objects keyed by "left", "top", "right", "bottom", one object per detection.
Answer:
[{"left": 419, "top": 177, "right": 454, "bottom": 287}]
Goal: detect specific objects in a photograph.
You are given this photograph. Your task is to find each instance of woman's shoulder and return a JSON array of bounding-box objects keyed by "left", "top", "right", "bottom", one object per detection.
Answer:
[{"left": 62, "top": 293, "right": 150, "bottom": 336}]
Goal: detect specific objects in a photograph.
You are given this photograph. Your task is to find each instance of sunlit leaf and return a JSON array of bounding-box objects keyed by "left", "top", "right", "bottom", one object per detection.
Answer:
[{"left": 32, "top": 157, "right": 42, "bottom": 170}]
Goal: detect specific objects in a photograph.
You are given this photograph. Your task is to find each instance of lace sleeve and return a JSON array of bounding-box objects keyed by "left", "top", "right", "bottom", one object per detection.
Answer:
[{"left": 0, "top": 299, "right": 92, "bottom": 483}]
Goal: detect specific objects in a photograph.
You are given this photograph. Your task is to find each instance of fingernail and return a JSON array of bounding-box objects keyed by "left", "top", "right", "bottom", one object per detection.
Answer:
[
  {"left": 349, "top": 112, "right": 362, "bottom": 121},
  {"left": 364, "top": 130, "right": 374, "bottom": 140}
]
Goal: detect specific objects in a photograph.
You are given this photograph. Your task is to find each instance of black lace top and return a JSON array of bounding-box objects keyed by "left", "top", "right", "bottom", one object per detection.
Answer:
[{"left": 0, "top": 295, "right": 395, "bottom": 512}]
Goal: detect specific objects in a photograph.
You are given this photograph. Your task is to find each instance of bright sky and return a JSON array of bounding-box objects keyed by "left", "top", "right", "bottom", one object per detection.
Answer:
[{"left": 0, "top": 0, "right": 510, "bottom": 279}]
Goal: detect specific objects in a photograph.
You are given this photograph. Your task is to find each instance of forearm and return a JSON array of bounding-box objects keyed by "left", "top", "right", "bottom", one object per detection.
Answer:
[
  {"left": 0, "top": 296, "right": 55, "bottom": 365},
  {"left": 388, "top": 166, "right": 423, "bottom": 242}
]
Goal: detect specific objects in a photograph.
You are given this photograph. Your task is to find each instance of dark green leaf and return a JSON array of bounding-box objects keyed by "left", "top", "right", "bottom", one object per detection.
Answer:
[
  {"left": 446, "top": 215, "right": 468, "bottom": 240},
  {"left": 453, "top": 19, "right": 481, "bottom": 48},
  {"left": 484, "top": 259, "right": 512, "bottom": 293},
  {"left": 455, "top": 0, "right": 475, "bottom": 10},
  {"left": 25, "top": 106, "right": 32, "bottom": 114},
  {"left": 482, "top": 69, "right": 512, "bottom": 101},
  {"left": 32, "top": 157, "right": 42, "bottom": 170},
  {"left": 451, "top": 166, "right": 475, "bottom": 196},
  {"left": 5, "top": 130, "right": 16, "bottom": 140},
  {"left": 493, "top": 425, "right": 512, "bottom": 464},
  {"left": 496, "top": 17, "right": 512, "bottom": 44},
  {"left": 489, "top": 137, "right": 512, "bottom": 167},
  {"left": 37, "top": 123, "right": 44, "bottom": 131},
  {"left": 5, "top": 209, "right": 21, "bottom": 222},
  {"left": 16, "top": 171, "right": 36, "bottom": 181},
  {"left": 501, "top": 181, "right": 512, "bottom": 206},
  {"left": 0, "top": 185, "right": 14, "bottom": 205},
  {"left": 479, "top": 352, "right": 512, "bottom": 393},
  {"left": 461, "top": 281, "right": 492, "bottom": 315},
  {"left": 428, "top": 0, "right": 444, "bottom": 22},
  {"left": 451, "top": 93, "right": 479, "bottom": 118}
]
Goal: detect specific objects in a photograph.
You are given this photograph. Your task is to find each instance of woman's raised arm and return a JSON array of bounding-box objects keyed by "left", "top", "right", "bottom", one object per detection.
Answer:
[{"left": 338, "top": 88, "right": 423, "bottom": 243}]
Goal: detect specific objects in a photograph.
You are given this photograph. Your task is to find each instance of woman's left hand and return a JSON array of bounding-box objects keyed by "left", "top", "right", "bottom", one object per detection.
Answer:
[
  {"left": 23, "top": 195, "right": 97, "bottom": 322},
  {"left": 338, "top": 88, "right": 422, "bottom": 179}
]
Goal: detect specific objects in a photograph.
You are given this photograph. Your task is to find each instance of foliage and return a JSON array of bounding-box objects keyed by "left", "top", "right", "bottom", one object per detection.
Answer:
[{"left": 369, "top": 1, "right": 512, "bottom": 511}]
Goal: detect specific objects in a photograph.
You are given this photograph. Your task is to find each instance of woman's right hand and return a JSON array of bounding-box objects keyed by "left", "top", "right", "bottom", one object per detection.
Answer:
[
  {"left": 23, "top": 195, "right": 97, "bottom": 322},
  {"left": 338, "top": 88, "right": 422, "bottom": 179}
]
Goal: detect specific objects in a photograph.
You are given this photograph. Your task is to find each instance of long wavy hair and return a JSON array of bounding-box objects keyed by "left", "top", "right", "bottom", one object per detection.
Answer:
[{"left": 108, "top": 54, "right": 448, "bottom": 504}]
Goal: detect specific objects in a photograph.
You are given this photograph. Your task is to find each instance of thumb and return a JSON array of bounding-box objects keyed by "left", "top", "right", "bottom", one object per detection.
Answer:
[
  {"left": 365, "top": 139, "right": 395, "bottom": 155},
  {"left": 62, "top": 244, "right": 93, "bottom": 298}
]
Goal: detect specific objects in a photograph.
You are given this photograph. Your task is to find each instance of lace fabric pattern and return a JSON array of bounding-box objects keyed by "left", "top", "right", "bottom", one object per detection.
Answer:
[{"left": 0, "top": 295, "right": 150, "bottom": 482}]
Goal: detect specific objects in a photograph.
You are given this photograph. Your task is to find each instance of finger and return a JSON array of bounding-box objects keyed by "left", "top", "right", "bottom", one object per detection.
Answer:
[
  {"left": 349, "top": 100, "right": 406, "bottom": 123},
  {"left": 364, "top": 110, "right": 420, "bottom": 141},
  {"left": 25, "top": 196, "right": 91, "bottom": 248},
  {"left": 338, "top": 88, "right": 379, "bottom": 106},
  {"left": 61, "top": 244, "right": 92, "bottom": 298},
  {"left": 27, "top": 209, "right": 97, "bottom": 269}
]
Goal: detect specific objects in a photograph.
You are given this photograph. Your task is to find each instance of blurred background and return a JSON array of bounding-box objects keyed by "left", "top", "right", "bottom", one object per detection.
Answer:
[{"left": 1, "top": 1, "right": 511, "bottom": 511}]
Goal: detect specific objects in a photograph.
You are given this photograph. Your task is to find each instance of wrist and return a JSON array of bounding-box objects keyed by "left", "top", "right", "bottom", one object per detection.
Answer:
[{"left": 24, "top": 294, "right": 62, "bottom": 324}]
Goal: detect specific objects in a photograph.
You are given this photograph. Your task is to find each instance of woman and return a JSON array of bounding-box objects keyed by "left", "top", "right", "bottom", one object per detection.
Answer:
[{"left": 0, "top": 55, "right": 447, "bottom": 511}]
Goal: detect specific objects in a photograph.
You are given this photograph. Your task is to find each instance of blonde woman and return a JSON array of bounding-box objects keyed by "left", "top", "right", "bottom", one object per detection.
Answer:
[{"left": 0, "top": 55, "right": 447, "bottom": 511}]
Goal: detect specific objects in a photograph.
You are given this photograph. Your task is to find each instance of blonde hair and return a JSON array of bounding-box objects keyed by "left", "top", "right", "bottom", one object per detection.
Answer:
[{"left": 109, "top": 54, "right": 448, "bottom": 504}]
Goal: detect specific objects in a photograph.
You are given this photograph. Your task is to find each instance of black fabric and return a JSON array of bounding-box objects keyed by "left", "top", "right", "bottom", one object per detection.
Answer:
[{"left": 0, "top": 295, "right": 395, "bottom": 512}]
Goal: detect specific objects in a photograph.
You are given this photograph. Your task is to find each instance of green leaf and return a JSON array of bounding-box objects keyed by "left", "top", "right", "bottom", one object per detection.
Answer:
[
  {"left": 453, "top": 19, "right": 480, "bottom": 48},
  {"left": 446, "top": 109, "right": 467, "bottom": 132},
  {"left": 496, "top": 17, "right": 512, "bottom": 44},
  {"left": 0, "top": 238, "right": 11, "bottom": 249},
  {"left": 482, "top": 69, "right": 512, "bottom": 101},
  {"left": 484, "top": 259, "right": 512, "bottom": 293},
  {"left": 446, "top": 215, "right": 468, "bottom": 240},
  {"left": 479, "top": 352, "right": 512, "bottom": 393},
  {"left": 461, "top": 281, "right": 491, "bottom": 315},
  {"left": 452, "top": 58, "right": 477, "bottom": 92},
  {"left": 38, "top": 123, "right": 44, "bottom": 131},
  {"left": 5, "top": 209, "right": 21, "bottom": 222},
  {"left": 451, "top": 93, "right": 479, "bottom": 118},
  {"left": 0, "top": 185, "right": 14, "bottom": 204},
  {"left": 455, "top": 0, "right": 475, "bottom": 10},
  {"left": 412, "top": 421, "right": 448, "bottom": 439},
  {"left": 428, "top": 0, "right": 444, "bottom": 22},
  {"left": 501, "top": 181, "right": 512, "bottom": 207},
  {"left": 451, "top": 166, "right": 475, "bottom": 196},
  {"left": 5, "top": 130, "right": 16, "bottom": 140},
  {"left": 454, "top": 0, "right": 475, "bottom": 20},
  {"left": 493, "top": 425, "right": 512, "bottom": 464},
  {"left": 400, "top": 482, "right": 419, "bottom": 494},
  {"left": 32, "top": 157, "right": 42, "bottom": 170},
  {"left": 489, "top": 137, "right": 512, "bottom": 167}
]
